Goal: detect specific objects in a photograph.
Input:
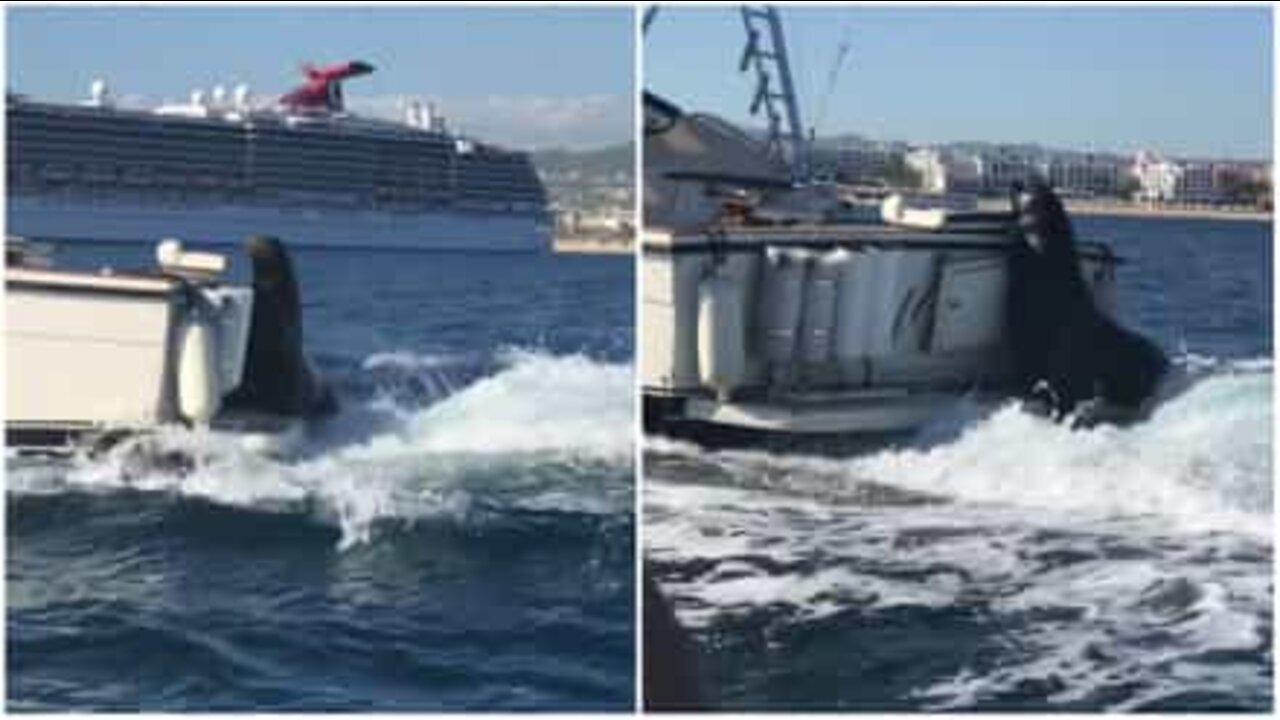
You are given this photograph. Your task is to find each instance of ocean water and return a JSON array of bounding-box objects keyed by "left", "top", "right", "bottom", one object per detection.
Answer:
[
  {"left": 8, "top": 244, "right": 636, "bottom": 711},
  {"left": 645, "top": 215, "right": 1273, "bottom": 711}
]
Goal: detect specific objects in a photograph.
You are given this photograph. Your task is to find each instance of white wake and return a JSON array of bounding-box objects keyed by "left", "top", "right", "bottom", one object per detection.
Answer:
[{"left": 10, "top": 349, "right": 635, "bottom": 548}]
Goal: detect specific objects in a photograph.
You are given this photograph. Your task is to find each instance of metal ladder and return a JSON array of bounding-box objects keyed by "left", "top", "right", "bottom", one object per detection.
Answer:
[{"left": 739, "top": 5, "right": 809, "bottom": 182}]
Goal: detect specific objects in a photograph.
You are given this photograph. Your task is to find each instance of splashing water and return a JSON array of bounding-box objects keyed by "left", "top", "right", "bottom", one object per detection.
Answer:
[
  {"left": 8, "top": 244, "right": 637, "bottom": 712},
  {"left": 11, "top": 350, "right": 635, "bottom": 549},
  {"left": 646, "top": 360, "right": 1272, "bottom": 711}
]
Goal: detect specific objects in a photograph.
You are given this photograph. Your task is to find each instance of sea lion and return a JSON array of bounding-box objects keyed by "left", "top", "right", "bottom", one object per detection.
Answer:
[
  {"left": 1007, "top": 183, "right": 1169, "bottom": 427},
  {"left": 222, "top": 235, "right": 336, "bottom": 418}
]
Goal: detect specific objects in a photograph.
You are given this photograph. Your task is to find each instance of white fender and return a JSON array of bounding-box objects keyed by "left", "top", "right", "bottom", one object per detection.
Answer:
[
  {"left": 799, "top": 249, "right": 847, "bottom": 364},
  {"left": 697, "top": 268, "right": 746, "bottom": 399},
  {"left": 177, "top": 318, "right": 222, "bottom": 424},
  {"left": 834, "top": 248, "right": 872, "bottom": 356},
  {"left": 757, "top": 246, "right": 811, "bottom": 374}
]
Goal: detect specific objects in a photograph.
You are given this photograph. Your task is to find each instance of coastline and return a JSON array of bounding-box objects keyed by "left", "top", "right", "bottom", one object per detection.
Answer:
[
  {"left": 977, "top": 197, "right": 1272, "bottom": 223},
  {"left": 554, "top": 235, "right": 634, "bottom": 255}
]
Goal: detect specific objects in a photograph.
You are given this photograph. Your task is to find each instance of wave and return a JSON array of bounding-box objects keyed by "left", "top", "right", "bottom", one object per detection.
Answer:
[
  {"left": 649, "top": 357, "right": 1272, "bottom": 538},
  {"left": 10, "top": 349, "right": 635, "bottom": 548},
  {"left": 645, "top": 359, "right": 1272, "bottom": 709}
]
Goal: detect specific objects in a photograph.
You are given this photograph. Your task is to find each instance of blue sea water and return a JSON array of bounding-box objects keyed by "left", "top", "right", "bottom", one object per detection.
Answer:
[
  {"left": 8, "top": 245, "right": 635, "bottom": 711},
  {"left": 645, "top": 215, "right": 1273, "bottom": 711}
]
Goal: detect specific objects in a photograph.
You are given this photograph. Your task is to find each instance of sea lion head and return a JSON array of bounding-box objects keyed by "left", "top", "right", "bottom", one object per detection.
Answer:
[{"left": 1017, "top": 181, "right": 1077, "bottom": 259}]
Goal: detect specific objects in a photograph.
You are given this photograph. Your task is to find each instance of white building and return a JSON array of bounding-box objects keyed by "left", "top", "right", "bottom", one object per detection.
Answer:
[
  {"left": 842, "top": 141, "right": 907, "bottom": 183},
  {"left": 1132, "top": 151, "right": 1219, "bottom": 203},
  {"left": 943, "top": 146, "right": 1125, "bottom": 197},
  {"left": 905, "top": 147, "right": 981, "bottom": 194},
  {"left": 1043, "top": 153, "right": 1123, "bottom": 197},
  {"left": 974, "top": 149, "right": 1039, "bottom": 194}
]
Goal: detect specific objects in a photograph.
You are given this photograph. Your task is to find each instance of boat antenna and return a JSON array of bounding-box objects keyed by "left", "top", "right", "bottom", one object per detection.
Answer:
[
  {"left": 739, "top": 5, "right": 810, "bottom": 182},
  {"left": 812, "top": 27, "right": 852, "bottom": 141},
  {"left": 643, "top": 5, "right": 660, "bottom": 34}
]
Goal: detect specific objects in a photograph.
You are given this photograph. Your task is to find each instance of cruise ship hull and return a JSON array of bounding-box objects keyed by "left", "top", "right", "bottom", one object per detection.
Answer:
[{"left": 8, "top": 197, "right": 550, "bottom": 252}]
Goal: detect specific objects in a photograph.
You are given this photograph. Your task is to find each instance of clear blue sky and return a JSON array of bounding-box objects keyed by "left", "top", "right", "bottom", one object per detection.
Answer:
[
  {"left": 646, "top": 6, "right": 1272, "bottom": 160},
  {"left": 7, "top": 6, "right": 635, "bottom": 149}
]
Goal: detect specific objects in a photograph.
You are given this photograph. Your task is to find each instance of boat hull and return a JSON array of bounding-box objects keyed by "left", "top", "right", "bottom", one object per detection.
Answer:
[
  {"left": 640, "top": 223, "right": 1120, "bottom": 449},
  {"left": 6, "top": 239, "right": 322, "bottom": 459},
  {"left": 643, "top": 387, "right": 996, "bottom": 453},
  {"left": 7, "top": 270, "right": 185, "bottom": 431},
  {"left": 8, "top": 196, "right": 551, "bottom": 252}
]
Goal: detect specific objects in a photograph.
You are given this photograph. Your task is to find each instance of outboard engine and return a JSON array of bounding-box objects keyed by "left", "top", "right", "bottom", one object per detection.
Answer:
[{"left": 222, "top": 236, "right": 336, "bottom": 418}]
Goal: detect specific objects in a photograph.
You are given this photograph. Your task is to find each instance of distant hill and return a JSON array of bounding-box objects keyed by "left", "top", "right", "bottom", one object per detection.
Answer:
[
  {"left": 530, "top": 142, "right": 634, "bottom": 214},
  {"left": 531, "top": 143, "right": 634, "bottom": 178}
]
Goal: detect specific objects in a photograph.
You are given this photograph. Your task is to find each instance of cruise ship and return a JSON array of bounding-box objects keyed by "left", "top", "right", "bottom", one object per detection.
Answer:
[{"left": 7, "top": 61, "right": 551, "bottom": 251}]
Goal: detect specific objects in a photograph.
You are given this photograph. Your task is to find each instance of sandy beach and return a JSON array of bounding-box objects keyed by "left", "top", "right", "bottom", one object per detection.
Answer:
[
  {"left": 977, "top": 197, "right": 1272, "bottom": 223},
  {"left": 554, "top": 235, "right": 635, "bottom": 255}
]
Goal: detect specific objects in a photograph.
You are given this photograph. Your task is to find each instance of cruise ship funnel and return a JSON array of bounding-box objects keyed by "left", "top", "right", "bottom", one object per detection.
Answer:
[{"left": 283, "top": 59, "right": 376, "bottom": 111}]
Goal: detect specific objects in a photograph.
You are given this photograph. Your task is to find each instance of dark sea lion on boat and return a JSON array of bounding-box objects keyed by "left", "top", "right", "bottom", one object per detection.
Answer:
[
  {"left": 644, "top": 569, "right": 704, "bottom": 711},
  {"left": 1006, "top": 183, "right": 1169, "bottom": 427},
  {"left": 222, "top": 235, "right": 336, "bottom": 419}
]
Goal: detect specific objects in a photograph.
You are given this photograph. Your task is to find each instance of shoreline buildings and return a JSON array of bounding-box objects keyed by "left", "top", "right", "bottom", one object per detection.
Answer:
[{"left": 813, "top": 139, "right": 1269, "bottom": 207}]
